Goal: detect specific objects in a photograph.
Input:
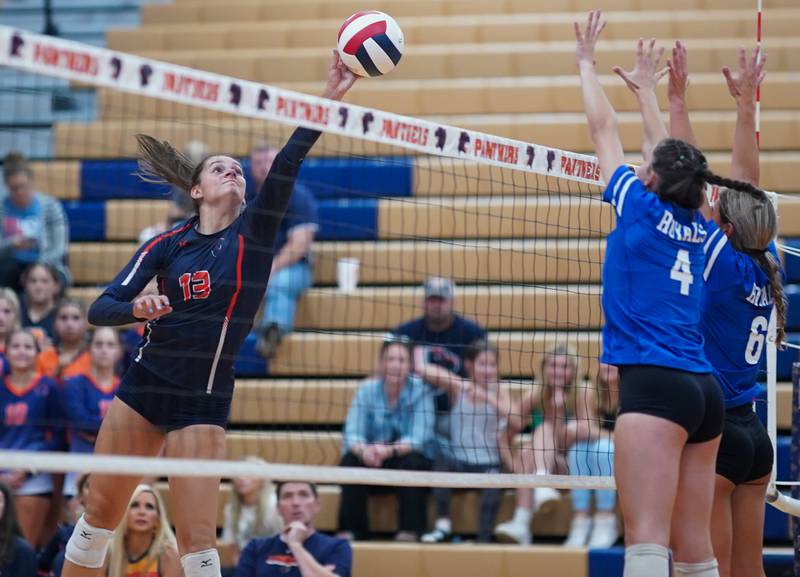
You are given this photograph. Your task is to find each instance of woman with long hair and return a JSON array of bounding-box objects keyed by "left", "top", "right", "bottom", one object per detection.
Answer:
[
  {"left": 19, "top": 262, "right": 62, "bottom": 344},
  {"left": 61, "top": 55, "right": 356, "bottom": 577},
  {"left": 107, "top": 485, "right": 180, "bottom": 577},
  {"left": 0, "top": 288, "right": 21, "bottom": 375},
  {"left": 0, "top": 481, "right": 37, "bottom": 576},
  {"left": 38, "top": 299, "right": 92, "bottom": 383}
]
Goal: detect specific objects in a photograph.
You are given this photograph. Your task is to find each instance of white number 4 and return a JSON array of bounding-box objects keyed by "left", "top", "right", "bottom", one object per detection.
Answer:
[{"left": 671, "top": 249, "right": 693, "bottom": 296}]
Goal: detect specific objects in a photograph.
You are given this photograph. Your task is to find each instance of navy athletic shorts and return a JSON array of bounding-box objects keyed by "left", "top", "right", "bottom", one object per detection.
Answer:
[{"left": 716, "top": 403, "right": 773, "bottom": 485}]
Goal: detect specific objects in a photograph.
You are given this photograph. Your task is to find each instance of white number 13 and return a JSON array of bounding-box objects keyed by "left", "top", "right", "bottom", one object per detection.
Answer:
[{"left": 671, "top": 249, "right": 693, "bottom": 296}]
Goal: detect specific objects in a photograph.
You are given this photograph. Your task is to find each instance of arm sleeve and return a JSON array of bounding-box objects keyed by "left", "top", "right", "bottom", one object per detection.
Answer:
[
  {"left": 322, "top": 541, "right": 353, "bottom": 577},
  {"left": 233, "top": 540, "right": 258, "bottom": 577},
  {"left": 62, "top": 378, "right": 103, "bottom": 435},
  {"left": 87, "top": 237, "right": 167, "bottom": 326},
  {"left": 242, "top": 127, "right": 322, "bottom": 247},
  {"left": 343, "top": 384, "right": 369, "bottom": 450},
  {"left": 602, "top": 165, "right": 653, "bottom": 226},
  {"left": 399, "top": 381, "right": 434, "bottom": 450},
  {"left": 40, "top": 196, "right": 69, "bottom": 264}
]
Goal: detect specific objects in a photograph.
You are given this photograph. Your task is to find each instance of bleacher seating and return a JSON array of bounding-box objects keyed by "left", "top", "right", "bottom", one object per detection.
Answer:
[{"left": 4, "top": 0, "right": 800, "bottom": 572}]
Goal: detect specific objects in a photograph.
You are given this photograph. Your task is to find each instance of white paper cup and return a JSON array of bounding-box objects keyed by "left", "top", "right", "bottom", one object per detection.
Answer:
[{"left": 337, "top": 258, "right": 359, "bottom": 293}]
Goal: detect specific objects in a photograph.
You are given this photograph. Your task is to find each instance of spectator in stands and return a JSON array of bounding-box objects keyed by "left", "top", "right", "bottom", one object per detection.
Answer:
[
  {"left": 138, "top": 140, "right": 207, "bottom": 243},
  {"left": 221, "top": 457, "right": 283, "bottom": 565},
  {"left": 0, "top": 153, "right": 70, "bottom": 290},
  {"left": 0, "top": 481, "right": 37, "bottom": 577},
  {"left": 0, "top": 329, "right": 58, "bottom": 548},
  {"left": 38, "top": 299, "right": 91, "bottom": 382},
  {"left": 337, "top": 335, "right": 435, "bottom": 542},
  {"left": 19, "top": 262, "right": 61, "bottom": 345},
  {"left": 104, "top": 485, "right": 181, "bottom": 577},
  {"left": 0, "top": 288, "right": 21, "bottom": 375},
  {"left": 39, "top": 473, "right": 89, "bottom": 577},
  {"left": 494, "top": 344, "right": 598, "bottom": 545},
  {"left": 418, "top": 339, "right": 520, "bottom": 543},
  {"left": 61, "top": 327, "right": 121, "bottom": 515},
  {"left": 563, "top": 362, "right": 619, "bottom": 548},
  {"left": 249, "top": 142, "right": 319, "bottom": 360},
  {"left": 235, "top": 481, "right": 352, "bottom": 577}
]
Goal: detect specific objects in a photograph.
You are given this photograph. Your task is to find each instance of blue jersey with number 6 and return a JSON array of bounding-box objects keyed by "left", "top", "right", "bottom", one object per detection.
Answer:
[
  {"left": 601, "top": 165, "right": 711, "bottom": 372},
  {"left": 701, "top": 219, "right": 779, "bottom": 408}
]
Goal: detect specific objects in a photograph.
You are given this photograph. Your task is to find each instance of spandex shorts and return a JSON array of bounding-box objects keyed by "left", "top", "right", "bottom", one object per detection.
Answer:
[
  {"left": 117, "top": 361, "right": 232, "bottom": 433},
  {"left": 716, "top": 403, "right": 773, "bottom": 485},
  {"left": 618, "top": 365, "right": 724, "bottom": 444}
]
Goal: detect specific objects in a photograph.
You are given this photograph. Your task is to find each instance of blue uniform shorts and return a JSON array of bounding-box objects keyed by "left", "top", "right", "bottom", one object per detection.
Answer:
[{"left": 117, "top": 361, "right": 232, "bottom": 432}]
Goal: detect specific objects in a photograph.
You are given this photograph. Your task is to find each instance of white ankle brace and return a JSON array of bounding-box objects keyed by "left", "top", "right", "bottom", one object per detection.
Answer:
[
  {"left": 181, "top": 549, "right": 221, "bottom": 577},
  {"left": 64, "top": 515, "right": 113, "bottom": 569},
  {"left": 623, "top": 543, "right": 670, "bottom": 577},
  {"left": 674, "top": 558, "right": 720, "bottom": 576}
]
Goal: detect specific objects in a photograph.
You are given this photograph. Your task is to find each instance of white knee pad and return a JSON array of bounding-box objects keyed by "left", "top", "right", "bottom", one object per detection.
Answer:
[
  {"left": 674, "top": 559, "right": 720, "bottom": 577},
  {"left": 181, "top": 548, "right": 221, "bottom": 577},
  {"left": 623, "top": 543, "right": 670, "bottom": 577},
  {"left": 65, "top": 514, "right": 113, "bottom": 569}
]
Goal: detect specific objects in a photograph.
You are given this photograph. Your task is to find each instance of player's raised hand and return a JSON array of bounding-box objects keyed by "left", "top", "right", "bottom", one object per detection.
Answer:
[
  {"left": 613, "top": 38, "right": 668, "bottom": 95},
  {"left": 667, "top": 41, "right": 690, "bottom": 103},
  {"left": 722, "top": 46, "right": 766, "bottom": 105},
  {"left": 323, "top": 50, "right": 358, "bottom": 101},
  {"left": 132, "top": 294, "right": 173, "bottom": 321},
  {"left": 574, "top": 10, "right": 607, "bottom": 67}
]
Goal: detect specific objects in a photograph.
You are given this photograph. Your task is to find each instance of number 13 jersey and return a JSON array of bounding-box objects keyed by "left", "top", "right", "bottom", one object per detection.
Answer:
[{"left": 601, "top": 165, "right": 711, "bottom": 373}]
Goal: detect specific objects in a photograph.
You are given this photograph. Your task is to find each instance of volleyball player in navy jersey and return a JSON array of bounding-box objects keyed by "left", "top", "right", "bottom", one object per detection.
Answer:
[
  {"left": 61, "top": 53, "right": 356, "bottom": 577},
  {"left": 575, "top": 11, "right": 754, "bottom": 577},
  {"left": 668, "top": 42, "right": 784, "bottom": 577}
]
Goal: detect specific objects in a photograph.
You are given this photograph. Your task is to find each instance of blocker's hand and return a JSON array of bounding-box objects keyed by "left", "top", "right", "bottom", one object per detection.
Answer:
[{"left": 132, "top": 294, "right": 173, "bottom": 321}]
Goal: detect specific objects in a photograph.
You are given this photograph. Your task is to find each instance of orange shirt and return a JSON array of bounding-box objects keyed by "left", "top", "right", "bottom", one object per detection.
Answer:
[{"left": 37, "top": 348, "right": 92, "bottom": 383}]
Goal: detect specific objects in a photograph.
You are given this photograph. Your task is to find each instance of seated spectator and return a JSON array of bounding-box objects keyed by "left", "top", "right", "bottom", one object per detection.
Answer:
[
  {"left": 104, "top": 485, "right": 181, "bottom": 577},
  {"left": 337, "top": 335, "right": 435, "bottom": 542},
  {"left": 137, "top": 140, "right": 206, "bottom": 243},
  {"left": 221, "top": 457, "right": 283, "bottom": 565},
  {"left": 418, "top": 340, "right": 520, "bottom": 543},
  {"left": 0, "top": 329, "right": 58, "bottom": 548},
  {"left": 235, "top": 481, "right": 352, "bottom": 577},
  {"left": 0, "top": 153, "right": 70, "bottom": 291},
  {"left": 61, "top": 328, "right": 121, "bottom": 513},
  {"left": 250, "top": 142, "right": 318, "bottom": 359},
  {"left": 19, "top": 262, "right": 62, "bottom": 345},
  {"left": 38, "top": 298, "right": 91, "bottom": 383},
  {"left": 494, "top": 344, "right": 598, "bottom": 545},
  {"left": 0, "top": 481, "right": 37, "bottom": 576},
  {"left": 564, "top": 363, "right": 619, "bottom": 548},
  {"left": 394, "top": 277, "right": 487, "bottom": 450},
  {"left": 38, "top": 473, "right": 89, "bottom": 577},
  {"left": 0, "top": 288, "right": 21, "bottom": 374}
]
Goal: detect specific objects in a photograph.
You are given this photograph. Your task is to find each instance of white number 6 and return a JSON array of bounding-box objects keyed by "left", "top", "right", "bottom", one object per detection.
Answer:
[{"left": 745, "top": 315, "right": 769, "bottom": 365}]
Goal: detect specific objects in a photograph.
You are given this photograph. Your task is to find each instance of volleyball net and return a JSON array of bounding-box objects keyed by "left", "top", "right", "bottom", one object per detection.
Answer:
[{"left": 0, "top": 25, "right": 796, "bottom": 517}]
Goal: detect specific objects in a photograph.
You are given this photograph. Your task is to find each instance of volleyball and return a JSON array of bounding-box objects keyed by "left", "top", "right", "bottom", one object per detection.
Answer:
[{"left": 337, "top": 11, "right": 404, "bottom": 77}]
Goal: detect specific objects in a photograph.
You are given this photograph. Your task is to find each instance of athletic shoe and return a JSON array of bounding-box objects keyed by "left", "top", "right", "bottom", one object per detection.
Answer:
[
  {"left": 563, "top": 515, "right": 592, "bottom": 547},
  {"left": 394, "top": 531, "right": 418, "bottom": 542},
  {"left": 421, "top": 528, "right": 452, "bottom": 543},
  {"left": 493, "top": 519, "right": 531, "bottom": 545},
  {"left": 587, "top": 513, "right": 619, "bottom": 548},
  {"left": 534, "top": 487, "right": 561, "bottom": 515},
  {"left": 256, "top": 322, "right": 283, "bottom": 359}
]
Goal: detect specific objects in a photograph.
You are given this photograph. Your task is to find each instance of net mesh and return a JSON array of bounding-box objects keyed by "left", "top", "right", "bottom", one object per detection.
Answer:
[{"left": 0, "top": 24, "right": 796, "bottom": 512}]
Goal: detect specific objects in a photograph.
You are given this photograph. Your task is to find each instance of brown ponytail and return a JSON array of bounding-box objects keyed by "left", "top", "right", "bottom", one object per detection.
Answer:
[
  {"left": 135, "top": 134, "right": 205, "bottom": 194},
  {"left": 754, "top": 250, "right": 787, "bottom": 347}
]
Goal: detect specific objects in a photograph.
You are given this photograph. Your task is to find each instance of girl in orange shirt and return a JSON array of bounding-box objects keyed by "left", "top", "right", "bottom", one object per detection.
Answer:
[{"left": 38, "top": 299, "right": 91, "bottom": 383}]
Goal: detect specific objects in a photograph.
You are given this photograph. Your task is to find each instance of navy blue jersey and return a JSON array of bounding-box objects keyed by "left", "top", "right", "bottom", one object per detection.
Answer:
[
  {"left": 235, "top": 533, "right": 352, "bottom": 577},
  {"left": 61, "top": 373, "right": 119, "bottom": 453},
  {"left": 602, "top": 166, "right": 711, "bottom": 372},
  {"left": 0, "top": 373, "right": 57, "bottom": 451},
  {"left": 89, "top": 128, "right": 321, "bottom": 395},
  {"left": 395, "top": 315, "right": 486, "bottom": 377},
  {"left": 701, "top": 220, "right": 780, "bottom": 407}
]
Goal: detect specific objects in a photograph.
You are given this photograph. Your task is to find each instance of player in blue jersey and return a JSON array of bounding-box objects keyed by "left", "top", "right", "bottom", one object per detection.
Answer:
[
  {"left": 667, "top": 42, "right": 784, "bottom": 577},
  {"left": 0, "top": 328, "right": 58, "bottom": 547},
  {"left": 575, "top": 12, "right": 758, "bottom": 577},
  {"left": 61, "top": 54, "right": 356, "bottom": 577}
]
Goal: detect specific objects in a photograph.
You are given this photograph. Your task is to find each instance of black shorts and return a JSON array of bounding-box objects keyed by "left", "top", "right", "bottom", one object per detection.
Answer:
[
  {"left": 716, "top": 403, "right": 774, "bottom": 485},
  {"left": 618, "top": 365, "right": 724, "bottom": 444},
  {"left": 117, "top": 361, "right": 232, "bottom": 432}
]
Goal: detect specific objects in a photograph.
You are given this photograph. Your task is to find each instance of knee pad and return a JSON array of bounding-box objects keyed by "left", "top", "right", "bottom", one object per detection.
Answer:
[
  {"left": 65, "top": 514, "right": 113, "bottom": 569},
  {"left": 674, "top": 559, "right": 720, "bottom": 577},
  {"left": 181, "top": 548, "right": 221, "bottom": 577},
  {"left": 623, "top": 543, "right": 670, "bottom": 577}
]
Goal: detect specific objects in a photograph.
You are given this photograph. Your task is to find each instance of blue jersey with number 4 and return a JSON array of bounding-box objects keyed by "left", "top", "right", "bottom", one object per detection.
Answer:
[
  {"left": 701, "top": 220, "right": 779, "bottom": 408},
  {"left": 601, "top": 166, "right": 711, "bottom": 372}
]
